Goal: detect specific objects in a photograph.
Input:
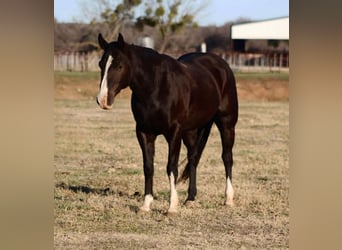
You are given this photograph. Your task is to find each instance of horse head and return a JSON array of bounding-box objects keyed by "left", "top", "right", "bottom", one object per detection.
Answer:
[{"left": 96, "top": 33, "right": 131, "bottom": 110}]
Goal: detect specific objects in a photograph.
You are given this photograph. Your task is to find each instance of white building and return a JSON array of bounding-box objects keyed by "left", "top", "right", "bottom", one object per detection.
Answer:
[
  {"left": 231, "top": 17, "right": 289, "bottom": 52},
  {"left": 229, "top": 17, "right": 289, "bottom": 70}
]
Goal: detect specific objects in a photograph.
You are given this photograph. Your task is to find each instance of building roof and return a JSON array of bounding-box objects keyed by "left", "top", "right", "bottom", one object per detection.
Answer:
[{"left": 231, "top": 16, "right": 289, "bottom": 40}]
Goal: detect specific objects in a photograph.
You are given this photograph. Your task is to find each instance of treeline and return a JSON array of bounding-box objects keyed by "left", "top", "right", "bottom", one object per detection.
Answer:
[
  {"left": 54, "top": 19, "right": 234, "bottom": 54},
  {"left": 55, "top": 0, "right": 289, "bottom": 55}
]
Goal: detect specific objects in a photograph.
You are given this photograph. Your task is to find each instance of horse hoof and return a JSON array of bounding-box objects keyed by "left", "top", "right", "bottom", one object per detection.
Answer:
[
  {"left": 166, "top": 210, "right": 178, "bottom": 217},
  {"left": 138, "top": 207, "right": 150, "bottom": 214},
  {"left": 184, "top": 200, "right": 196, "bottom": 208},
  {"left": 225, "top": 200, "right": 234, "bottom": 207}
]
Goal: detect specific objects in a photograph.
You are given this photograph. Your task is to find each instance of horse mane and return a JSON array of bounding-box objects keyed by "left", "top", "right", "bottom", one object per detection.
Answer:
[{"left": 128, "top": 44, "right": 177, "bottom": 63}]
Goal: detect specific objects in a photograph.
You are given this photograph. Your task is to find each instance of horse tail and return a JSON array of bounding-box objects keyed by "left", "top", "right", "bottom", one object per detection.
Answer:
[
  {"left": 178, "top": 121, "right": 213, "bottom": 183},
  {"left": 178, "top": 160, "right": 191, "bottom": 183}
]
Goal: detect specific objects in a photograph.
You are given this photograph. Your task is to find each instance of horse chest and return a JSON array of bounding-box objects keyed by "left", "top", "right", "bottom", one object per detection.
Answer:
[{"left": 131, "top": 100, "right": 174, "bottom": 133}]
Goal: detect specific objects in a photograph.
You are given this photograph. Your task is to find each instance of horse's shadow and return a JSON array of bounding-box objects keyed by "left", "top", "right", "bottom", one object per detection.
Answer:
[
  {"left": 55, "top": 181, "right": 141, "bottom": 198},
  {"left": 56, "top": 182, "right": 170, "bottom": 215},
  {"left": 56, "top": 181, "right": 111, "bottom": 195}
]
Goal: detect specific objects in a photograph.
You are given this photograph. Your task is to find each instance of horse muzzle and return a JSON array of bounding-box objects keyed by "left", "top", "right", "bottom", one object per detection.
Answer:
[{"left": 96, "top": 95, "right": 113, "bottom": 110}]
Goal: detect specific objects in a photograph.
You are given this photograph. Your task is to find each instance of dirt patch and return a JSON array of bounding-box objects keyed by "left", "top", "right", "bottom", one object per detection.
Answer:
[
  {"left": 236, "top": 79, "right": 288, "bottom": 101},
  {"left": 55, "top": 74, "right": 288, "bottom": 101},
  {"left": 54, "top": 75, "right": 99, "bottom": 100}
]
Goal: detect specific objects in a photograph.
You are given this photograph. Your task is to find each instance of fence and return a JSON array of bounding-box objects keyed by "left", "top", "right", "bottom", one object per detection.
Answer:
[
  {"left": 54, "top": 51, "right": 289, "bottom": 72},
  {"left": 54, "top": 51, "right": 101, "bottom": 72},
  {"left": 225, "top": 52, "right": 289, "bottom": 72}
]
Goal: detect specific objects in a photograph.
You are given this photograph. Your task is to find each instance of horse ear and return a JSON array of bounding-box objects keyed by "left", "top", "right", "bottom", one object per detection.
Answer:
[
  {"left": 98, "top": 33, "right": 108, "bottom": 50},
  {"left": 118, "top": 33, "right": 125, "bottom": 47}
]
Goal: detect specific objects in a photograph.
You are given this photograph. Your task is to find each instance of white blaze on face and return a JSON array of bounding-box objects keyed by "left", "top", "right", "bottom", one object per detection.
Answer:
[
  {"left": 168, "top": 173, "right": 179, "bottom": 213},
  {"left": 97, "top": 55, "right": 113, "bottom": 108},
  {"left": 140, "top": 194, "right": 153, "bottom": 212},
  {"left": 225, "top": 177, "right": 234, "bottom": 206}
]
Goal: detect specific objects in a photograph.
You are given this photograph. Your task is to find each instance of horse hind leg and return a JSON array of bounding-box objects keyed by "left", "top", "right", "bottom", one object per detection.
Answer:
[
  {"left": 180, "top": 130, "right": 197, "bottom": 205},
  {"left": 215, "top": 116, "right": 236, "bottom": 206},
  {"left": 181, "top": 122, "right": 213, "bottom": 206}
]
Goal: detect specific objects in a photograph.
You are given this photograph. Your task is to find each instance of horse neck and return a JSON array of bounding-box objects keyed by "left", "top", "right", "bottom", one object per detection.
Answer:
[{"left": 126, "top": 45, "right": 161, "bottom": 98}]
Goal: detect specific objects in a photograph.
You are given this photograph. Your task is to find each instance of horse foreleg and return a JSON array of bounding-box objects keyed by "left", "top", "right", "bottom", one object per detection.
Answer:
[
  {"left": 165, "top": 125, "right": 182, "bottom": 215},
  {"left": 136, "top": 129, "right": 156, "bottom": 212}
]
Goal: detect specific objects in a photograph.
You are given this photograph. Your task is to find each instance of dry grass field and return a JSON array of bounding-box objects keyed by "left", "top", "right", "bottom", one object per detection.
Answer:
[{"left": 54, "top": 72, "right": 289, "bottom": 249}]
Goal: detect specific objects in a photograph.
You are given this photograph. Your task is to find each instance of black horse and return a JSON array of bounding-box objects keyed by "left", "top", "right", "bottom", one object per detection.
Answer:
[{"left": 96, "top": 33, "right": 238, "bottom": 215}]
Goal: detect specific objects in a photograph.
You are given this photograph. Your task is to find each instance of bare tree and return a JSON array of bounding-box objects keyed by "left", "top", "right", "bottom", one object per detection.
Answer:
[
  {"left": 136, "top": 0, "right": 208, "bottom": 52},
  {"left": 78, "top": 0, "right": 142, "bottom": 41}
]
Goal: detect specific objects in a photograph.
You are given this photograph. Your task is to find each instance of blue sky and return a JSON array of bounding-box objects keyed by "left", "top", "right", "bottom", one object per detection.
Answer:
[{"left": 54, "top": 0, "right": 289, "bottom": 26}]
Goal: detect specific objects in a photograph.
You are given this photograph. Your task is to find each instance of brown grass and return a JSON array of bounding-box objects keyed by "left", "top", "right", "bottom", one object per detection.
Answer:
[{"left": 54, "top": 95, "right": 289, "bottom": 248}]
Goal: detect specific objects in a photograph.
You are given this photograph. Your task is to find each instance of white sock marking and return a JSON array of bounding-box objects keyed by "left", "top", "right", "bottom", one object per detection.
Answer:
[
  {"left": 168, "top": 173, "right": 179, "bottom": 213},
  {"left": 140, "top": 194, "right": 153, "bottom": 212},
  {"left": 225, "top": 177, "right": 234, "bottom": 206},
  {"left": 97, "top": 55, "right": 113, "bottom": 107}
]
